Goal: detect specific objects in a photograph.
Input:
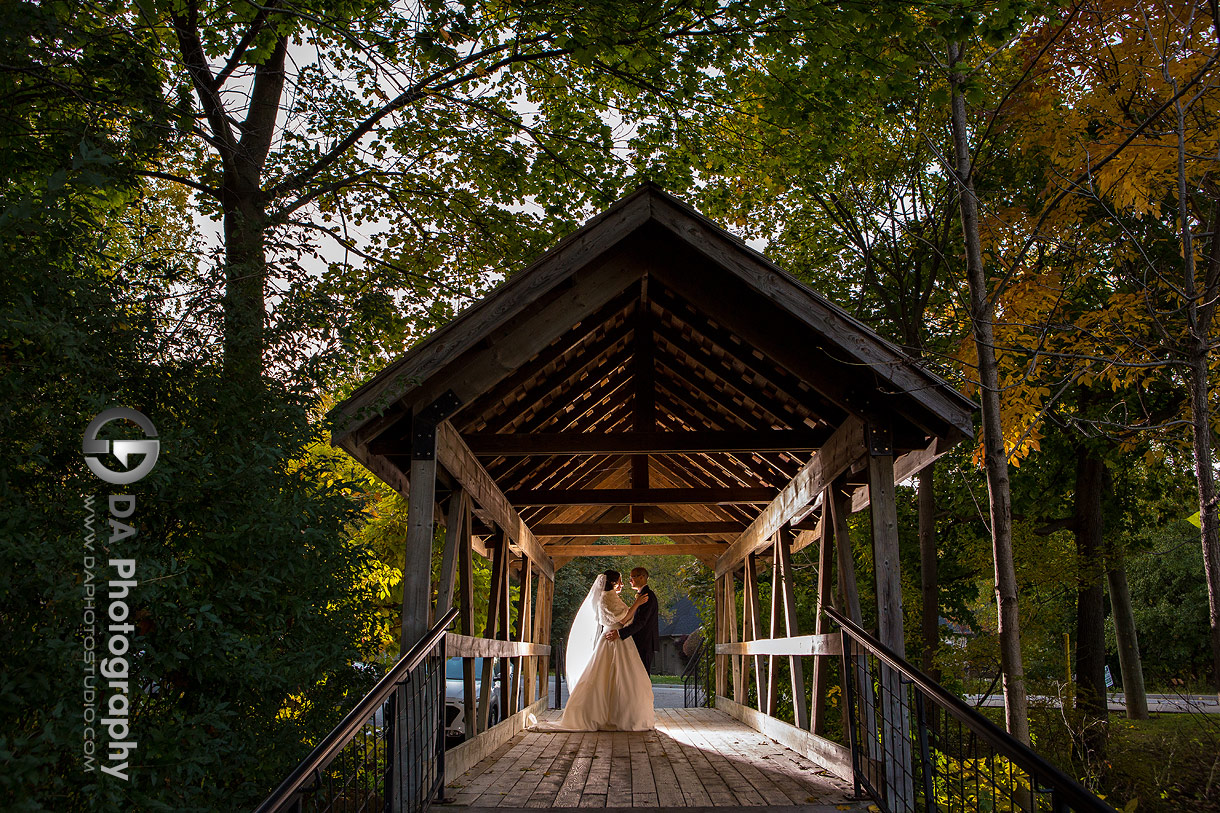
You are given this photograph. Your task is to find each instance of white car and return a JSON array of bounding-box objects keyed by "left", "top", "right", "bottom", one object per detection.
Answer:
[{"left": 444, "top": 657, "right": 501, "bottom": 743}]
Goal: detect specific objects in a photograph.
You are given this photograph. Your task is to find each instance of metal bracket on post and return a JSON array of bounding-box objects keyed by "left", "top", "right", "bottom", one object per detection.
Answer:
[
  {"left": 411, "top": 389, "right": 463, "bottom": 460},
  {"left": 867, "top": 422, "right": 892, "bottom": 457}
]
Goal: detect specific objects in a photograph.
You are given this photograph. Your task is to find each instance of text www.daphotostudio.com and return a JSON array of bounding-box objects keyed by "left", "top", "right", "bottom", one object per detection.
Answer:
[{"left": 81, "top": 408, "right": 160, "bottom": 781}]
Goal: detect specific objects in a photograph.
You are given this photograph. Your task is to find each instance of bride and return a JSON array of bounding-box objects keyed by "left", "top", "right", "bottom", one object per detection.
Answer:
[{"left": 539, "top": 569, "right": 655, "bottom": 731}]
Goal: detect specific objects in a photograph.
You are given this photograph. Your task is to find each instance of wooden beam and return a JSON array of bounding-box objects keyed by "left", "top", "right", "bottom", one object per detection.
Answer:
[
  {"left": 539, "top": 543, "right": 728, "bottom": 558},
  {"left": 506, "top": 486, "right": 774, "bottom": 506},
  {"left": 743, "top": 553, "right": 765, "bottom": 708},
  {"left": 714, "top": 576, "right": 728, "bottom": 699},
  {"left": 436, "top": 490, "right": 469, "bottom": 617},
  {"left": 463, "top": 429, "right": 829, "bottom": 456},
  {"left": 437, "top": 422, "right": 554, "bottom": 581},
  {"left": 478, "top": 532, "right": 506, "bottom": 732},
  {"left": 725, "top": 571, "right": 741, "bottom": 703},
  {"left": 849, "top": 436, "right": 954, "bottom": 513},
  {"left": 811, "top": 494, "right": 835, "bottom": 736},
  {"left": 533, "top": 521, "right": 744, "bottom": 537},
  {"left": 717, "top": 417, "right": 865, "bottom": 578},
  {"left": 459, "top": 497, "right": 477, "bottom": 738},
  {"left": 868, "top": 444, "right": 915, "bottom": 810},
  {"left": 775, "top": 526, "right": 808, "bottom": 729},
  {"left": 715, "top": 634, "right": 842, "bottom": 657},
  {"left": 512, "top": 559, "right": 531, "bottom": 715},
  {"left": 869, "top": 450, "right": 905, "bottom": 655},
  {"left": 402, "top": 455, "right": 437, "bottom": 652},
  {"left": 446, "top": 634, "right": 551, "bottom": 658}
]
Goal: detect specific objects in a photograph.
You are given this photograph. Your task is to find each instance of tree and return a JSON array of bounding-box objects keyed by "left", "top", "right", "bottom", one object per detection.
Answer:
[
  {"left": 1, "top": 4, "right": 391, "bottom": 808},
  {"left": 135, "top": 0, "right": 752, "bottom": 394},
  {"left": 1011, "top": 0, "right": 1220, "bottom": 697}
]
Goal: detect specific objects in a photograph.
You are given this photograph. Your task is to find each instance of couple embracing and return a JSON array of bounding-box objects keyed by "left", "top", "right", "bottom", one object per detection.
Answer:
[{"left": 538, "top": 567, "right": 659, "bottom": 732}]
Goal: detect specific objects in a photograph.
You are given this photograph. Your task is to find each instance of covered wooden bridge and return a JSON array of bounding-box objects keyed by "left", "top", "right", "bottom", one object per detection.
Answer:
[{"left": 260, "top": 186, "right": 1112, "bottom": 813}]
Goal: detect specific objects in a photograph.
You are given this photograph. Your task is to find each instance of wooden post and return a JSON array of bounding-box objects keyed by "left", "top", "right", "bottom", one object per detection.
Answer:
[
  {"left": 402, "top": 457, "right": 437, "bottom": 651},
  {"left": 459, "top": 499, "right": 476, "bottom": 739},
  {"left": 514, "top": 559, "right": 533, "bottom": 712},
  {"left": 397, "top": 408, "right": 445, "bottom": 812},
  {"left": 868, "top": 426, "right": 914, "bottom": 810},
  {"left": 768, "top": 534, "right": 782, "bottom": 716},
  {"left": 714, "top": 576, "right": 728, "bottom": 700},
  {"left": 543, "top": 578, "right": 555, "bottom": 704},
  {"left": 831, "top": 476, "right": 878, "bottom": 772},
  {"left": 725, "top": 571, "right": 742, "bottom": 703},
  {"left": 775, "top": 525, "right": 808, "bottom": 729},
  {"left": 478, "top": 531, "right": 506, "bottom": 731},
  {"left": 499, "top": 546, "right": 512, "bottom": 719},
  {"left": 811, "top": 491, "right": 836, "bottom": 735},
  {"left": 532, "top": 576, "right": 552, "bottom": 705},
  {"left": 743, "top": 553, "right": 765, "bottom": 709},
  {"left": 436, "top": 490, "right": 469, "bottom": 616}
]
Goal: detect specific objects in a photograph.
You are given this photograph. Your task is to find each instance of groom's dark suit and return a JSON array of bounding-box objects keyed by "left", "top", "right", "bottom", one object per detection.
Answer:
[{"left": 619, "top": 584, "right": 660, "bottom": 673}]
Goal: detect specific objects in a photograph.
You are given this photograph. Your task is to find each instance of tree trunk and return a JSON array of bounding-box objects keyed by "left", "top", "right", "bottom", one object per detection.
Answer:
[
  {"left": 918, "top": 465, "right": 939, "bottom": 679},
  {"left": 1187, "top": 346, "right": 1220, "bottom": 698},
  {"left": 1170, "top": 77, "right": 1220, "bottom": 699},
  {"left": 947, "top": 39, "right": 1030, "bottom": 744},
  {"left": 221, "top": 181, "right": 268, "bottom": 385},
  {"left": 1073, "top": 446, "right": 1108, "bottom": 763},
  {"left": 1105, "top": 542, "right": 1149, "bottom": 720}
]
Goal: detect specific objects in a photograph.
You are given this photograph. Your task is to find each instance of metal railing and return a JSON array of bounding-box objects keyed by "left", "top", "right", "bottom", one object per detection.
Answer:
[
  {"left": 682, "top": 639, "right": 713, "bottom": 708},
  {"left": 256, "top": 608, "right": 458, "bottom": 813},
  {"left": 826, "top": 607, "right": 1114, "bottom": 813}
]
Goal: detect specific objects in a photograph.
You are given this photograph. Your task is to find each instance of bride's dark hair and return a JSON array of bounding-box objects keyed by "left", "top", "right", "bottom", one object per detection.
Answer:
[{"left": 601, "top": 569, "right": 621, "bottom": 590}]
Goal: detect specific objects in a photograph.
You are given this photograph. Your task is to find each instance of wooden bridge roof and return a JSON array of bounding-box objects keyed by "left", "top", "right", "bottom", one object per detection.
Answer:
[{"left": 331, "top": 184, "right": 974, "bottom": 567}]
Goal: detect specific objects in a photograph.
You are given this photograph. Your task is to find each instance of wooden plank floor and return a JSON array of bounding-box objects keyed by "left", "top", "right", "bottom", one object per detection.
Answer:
[{"left": 443, "top": 708, "right": 867, "bottom": 810}]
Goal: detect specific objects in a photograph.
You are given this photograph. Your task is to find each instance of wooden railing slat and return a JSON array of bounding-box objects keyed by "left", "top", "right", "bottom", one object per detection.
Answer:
[
  {"left": 715, "top": 634, "right": 842, "bottom": 658},
  {"left": 447, "top": 633, "right": 552, "bottom": 658}
]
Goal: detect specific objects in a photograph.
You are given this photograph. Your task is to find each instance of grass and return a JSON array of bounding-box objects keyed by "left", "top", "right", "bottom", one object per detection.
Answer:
[
  {"left": 648, "top": 674, "right": 686, "bottom": 685},
  {"left": 1091, "top": 711, "right": 1219, "bottom": 812},
  {"left": 977, "top": 705, "right": 1220, "bottom": 812}
]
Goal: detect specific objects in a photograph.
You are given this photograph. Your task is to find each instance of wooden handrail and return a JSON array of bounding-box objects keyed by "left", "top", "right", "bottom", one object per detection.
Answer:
[
  {"left": 715, "top": 633, "right": 841, "bottom": 657},
  {"left": 446, "top": 633, "right": 551, "bottom": 658}
]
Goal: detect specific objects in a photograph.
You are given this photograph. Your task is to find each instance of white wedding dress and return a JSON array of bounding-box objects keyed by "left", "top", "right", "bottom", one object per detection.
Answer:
[{"left": 539, "top": 583, "right": 655, "bottom": 731}]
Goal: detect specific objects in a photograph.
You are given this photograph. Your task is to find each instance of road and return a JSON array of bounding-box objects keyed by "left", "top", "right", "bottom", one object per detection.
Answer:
[
  {"left": 548, "top": 679, "right": 1219, "bottom": 715},
  {"left": 965, "top": 692, "right": 1219, "bottom": 715},
  {"left": 547, "top": 679, "right": 692, "bottom": 709}
]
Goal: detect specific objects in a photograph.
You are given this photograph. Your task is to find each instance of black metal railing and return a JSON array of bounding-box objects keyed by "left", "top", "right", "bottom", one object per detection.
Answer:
[
  {"left": 682, "top": 638, "right": 714, "bottom": 708},
  {"left": 256, "top": 608, "right": 458, "bottom": 813},
  {"left": 825, "top": 606, "right": 1114, "bottom": 813}
]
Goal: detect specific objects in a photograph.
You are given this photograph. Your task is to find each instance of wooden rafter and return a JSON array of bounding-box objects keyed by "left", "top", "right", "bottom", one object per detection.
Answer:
[
  {"left": 464, "top": 429, "right": 826, "bottom": 456},
  {"left": 506, "top": 486, "right": 775, "bottom": 506},
  {"left": 533, "top": 521, "right": 743, "bottom": 537},
  {"left": 717, "top": 417, "right": 865, "bottom": 578},
  {"left": 540, "top": 543, "right": 727, "bottom": 557}
]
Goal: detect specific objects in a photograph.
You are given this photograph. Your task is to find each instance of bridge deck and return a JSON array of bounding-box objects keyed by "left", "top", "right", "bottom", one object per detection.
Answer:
[{"left": 442, "top": 708, "right": 863, "bottom": 809}]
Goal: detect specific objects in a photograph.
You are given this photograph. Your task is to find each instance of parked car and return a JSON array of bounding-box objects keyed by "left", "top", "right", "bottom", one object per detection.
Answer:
[{"left": 444, "top": 657, "right": 500, "bottom": 744}]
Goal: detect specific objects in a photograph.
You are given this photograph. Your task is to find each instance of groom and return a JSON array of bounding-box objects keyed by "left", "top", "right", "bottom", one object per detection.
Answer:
[{"left": 605, "top": 567, "right": 660, "bottom": 673}]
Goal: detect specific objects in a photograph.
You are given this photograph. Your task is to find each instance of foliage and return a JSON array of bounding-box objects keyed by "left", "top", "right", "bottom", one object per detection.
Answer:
[
  {"left": 1122, "top": 526, "right": 1214, "bottom": 684},
  {"left": 549, "top": 549, "right": 697, "bottom": 650},
  {"left": 0, "top": 4, "right": 387, "bottom": 809}
]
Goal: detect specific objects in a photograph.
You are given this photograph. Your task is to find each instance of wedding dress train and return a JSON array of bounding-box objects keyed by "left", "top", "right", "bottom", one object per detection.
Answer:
[{"left": 538, "top": 587, "right": 655, "bottom": 731}]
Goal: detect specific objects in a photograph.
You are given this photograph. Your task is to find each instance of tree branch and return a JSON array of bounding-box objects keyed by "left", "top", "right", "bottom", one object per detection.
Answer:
[
  {"left": 171, "top": 0, "right": 238, "bottom": 163},
  {"left": 135, "top": 169, "right": 221, "bottom": 198}
]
